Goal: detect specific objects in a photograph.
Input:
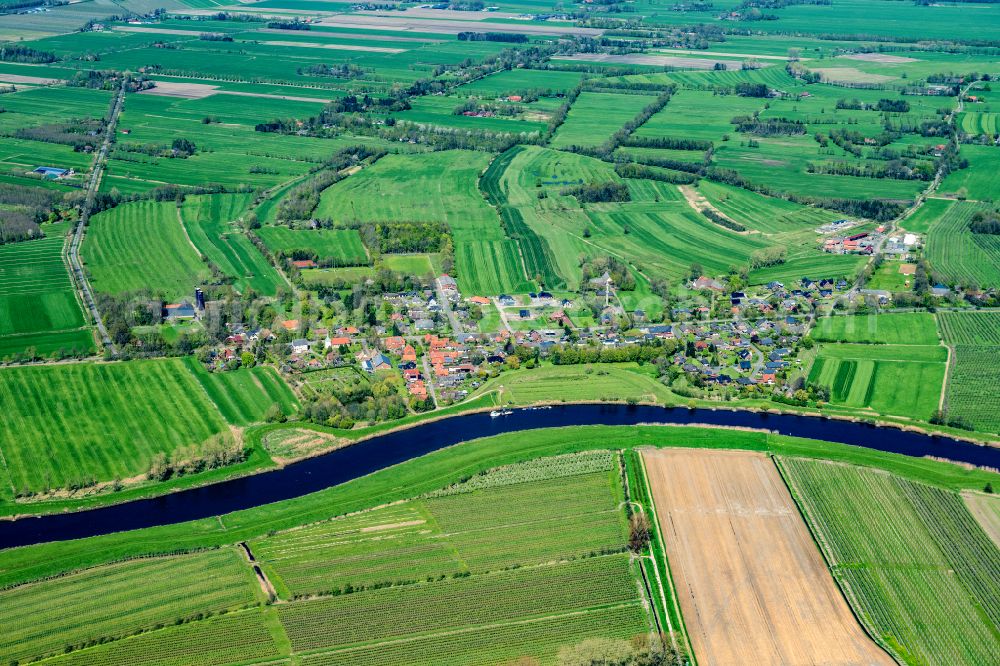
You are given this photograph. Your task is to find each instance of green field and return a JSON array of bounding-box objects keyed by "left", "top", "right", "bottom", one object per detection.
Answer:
[
  {"left": 925, "top": 200, "right": 1000, "bottom": 288},
  {"left": 0, "top": 548, "right": 260, "bottom": 665},
  {"left": 180, "top": 194, "right": 284, "bottom": 296},
  {"left": 485, "top": 363, "right": 670, "bottom": 405},
  {"left": 808, "top": 344, "right": 946, "bottom": 421},
  {"left": 313, "top": 151, "right": 529, "bottom": 293},
  {"left": 944, "top": 346, "right": 1000, "bottom": 435},
  {"left": 782, "top": 457, "right": 1000, "bottom": 666},
  {"left": 0, "top": 359, "right": 232, "bottom": 498},
  {"left": 256, "top": 226, "right": 368, "bottom": 265},
  {"left": 184, "top": 356, "right": 299, "bottom": 426},
  {"left": 0, "top": 228, "right": 93, "bottom": 358},
  {"left": 0, "top": 449, "right": 652, "bottom": 665},
  {"left": 937, "top": 311, "right": 1000, "bottom": 345},
  {"left": 810, "top": 313, "right": 940, "bottom": 345},
  {"left": 85, "top": 201, "right": 210, "bottom": 300},
  {"left": 551, "top": 91, "right": 657, "bottom": 150}
]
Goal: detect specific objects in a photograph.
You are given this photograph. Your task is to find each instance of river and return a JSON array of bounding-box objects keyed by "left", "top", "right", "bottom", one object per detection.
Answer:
[{"left": 1, "top": 404, "right": 996, "bottom": 549}]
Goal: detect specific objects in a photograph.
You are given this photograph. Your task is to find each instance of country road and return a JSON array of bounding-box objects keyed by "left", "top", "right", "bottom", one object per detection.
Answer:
[{"left": 67, "top": 80, "right": 126, "bottom": 354}]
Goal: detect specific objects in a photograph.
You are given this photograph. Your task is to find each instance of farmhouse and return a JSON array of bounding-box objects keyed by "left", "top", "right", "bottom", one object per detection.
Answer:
[{"left": 164, "top": 302, "right": 195, "bottom": 320}]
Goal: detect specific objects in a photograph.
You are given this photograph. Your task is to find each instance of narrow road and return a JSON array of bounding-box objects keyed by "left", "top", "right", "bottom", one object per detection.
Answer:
[
  {"left": 492, "top": 297, "right": 514, "bottom": 334},
  {"left": 420, "top": 354, "right": 439, "bottom": 408},
  {"left": 434, "top": 276, "right": 463, "bottom": 336},
  {"left": 67, "top": 80, "right": 126, "bottom": 353}
]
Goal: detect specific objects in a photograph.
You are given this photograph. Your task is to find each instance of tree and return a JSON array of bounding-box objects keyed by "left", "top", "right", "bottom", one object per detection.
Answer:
[
  {"left": 264, "top": 404, "right": 286, "bottom": 423},
  {"left": 628, "top": 513, "right": 651, "bottom": 553}
]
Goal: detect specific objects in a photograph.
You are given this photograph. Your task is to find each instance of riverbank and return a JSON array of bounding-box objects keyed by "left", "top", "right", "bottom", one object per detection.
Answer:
[
  {"left": 1, "top": 420, "right": 997, "bottom": 590},
  {"left": 3, "top": 387, "right": 997, "bottom": 521}
]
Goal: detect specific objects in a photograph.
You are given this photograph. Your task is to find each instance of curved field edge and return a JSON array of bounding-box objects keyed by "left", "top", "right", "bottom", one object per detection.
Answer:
[{"left": 1, "top": 423, "right": 996, "bottom": 590}]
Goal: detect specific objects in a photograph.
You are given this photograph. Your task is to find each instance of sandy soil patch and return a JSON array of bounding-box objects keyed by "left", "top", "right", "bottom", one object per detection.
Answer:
[
  {"left": 260, "top": 39, "right": 404, "bottom": 53},
  {"left": 841, "top": 52, "right": 919, "bottom": 64},
  {"left": 654, "top": 48, "right": 801, "bottom": 61},
  {"left": 899, "top": 263, "right": 917, "bottom": 275},
  {"left": 642, "top": 448, "right": 894, "bottom": 666},
  {"left": 812, "top": 67, "right": 896, "bottom": 84},
  {"left": 140, "top": 80, "right": 219, "bottom": 98},
  {"left": 0, "top": 73, "right": 65, "bottom": 85},
  {"left": 962, "top": 491, "right": 1000, "bottom": 548},
  {"left": 554, "top": 52, "right": 748, "bottom": 70}
]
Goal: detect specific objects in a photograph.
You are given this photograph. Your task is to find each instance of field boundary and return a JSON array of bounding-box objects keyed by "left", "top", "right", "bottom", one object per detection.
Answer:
[{"left": 773, "top": 455, "right": 902, "bottom": 665}]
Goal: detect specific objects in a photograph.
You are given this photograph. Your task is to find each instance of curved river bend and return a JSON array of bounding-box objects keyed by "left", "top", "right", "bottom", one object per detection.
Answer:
[{"left": 2, "top": 405, "right": 997, "bottom": 549}]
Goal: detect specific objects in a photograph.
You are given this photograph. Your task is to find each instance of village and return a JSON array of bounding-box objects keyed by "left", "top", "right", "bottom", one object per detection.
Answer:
[{"left": 144, "top": 267, "right": 897, "bottom": 428}]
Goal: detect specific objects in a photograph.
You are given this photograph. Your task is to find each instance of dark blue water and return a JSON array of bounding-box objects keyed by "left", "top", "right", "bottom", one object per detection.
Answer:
[{"left": 1, "top": 404, "right": 996, "bottom": 550}]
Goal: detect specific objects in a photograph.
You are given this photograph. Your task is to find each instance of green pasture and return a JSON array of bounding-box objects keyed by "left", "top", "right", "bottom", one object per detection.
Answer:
[
  {"left": 807, "top": 343, "right": 946, "bottom": 421},
  {"left": 550, "top": 91, "right": 657, "bottom": 150},
  {"left": 184, "top": 357, "right": 298, "bottom": 426},
  {"left": 810, "top": 313, "right": 940, "bottom": 345},
  {"left": 180, "top": 193, "right": 284, "bottom": 296},
  {"left": 256, "top": 226, "right": 368, "bottom": 265},
  {"left": 0, "top": 358, "right": 232, "bottom": 498},
  {"left": 85, "top": 200, "right": 210, "bottom": 300}
]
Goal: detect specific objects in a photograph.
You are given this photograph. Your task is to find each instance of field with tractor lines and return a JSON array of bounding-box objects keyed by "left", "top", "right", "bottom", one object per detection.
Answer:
[
  {"left": 0, "top": 359, "right": 232, "bottom": 497},
  {"left": 643, "top": 448, "right": 891, "bottom": 666},
  {"left": 781, "top": 457, "right": 1000, "bottom": 666},
  {"left": 0, "top": 548, "right": 259, "bottom": 665},
  {"left": 85, "top": 200, "right": 210, "bottom": 300},
  {"left": 179, "top": 193, "right": 284, "bottom": 296}
]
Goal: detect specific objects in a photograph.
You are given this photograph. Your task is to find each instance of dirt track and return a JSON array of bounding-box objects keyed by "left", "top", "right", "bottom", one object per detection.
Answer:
[{"left": 642, "top": 448, "right": 893, "bottom": 666}]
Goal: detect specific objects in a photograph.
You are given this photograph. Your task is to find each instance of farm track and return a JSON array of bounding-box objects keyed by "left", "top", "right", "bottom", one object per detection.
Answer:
[{"left": 67, "top": 80, "right": 125, "bottom": 354}]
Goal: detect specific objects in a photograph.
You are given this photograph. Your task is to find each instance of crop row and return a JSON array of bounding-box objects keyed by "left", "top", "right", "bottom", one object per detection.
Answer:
[
  {"left": 937, "top": 311, "right": 1000, "bottom": 345},
  {"left": 300, "top": 603, "right": 649, "bottom": 666},
  {"left": 946, "top": 345, "right": 1000, "bottom": 434},
  {"left": 37, "top": 608, "right": 279, "bottom": 666},
  {"left": 278, "top": 554, "right": 639, "bottom": 652},
  {"left": 0, "top": 548, "right": 257, "bottom": 664},
  {"left": 781, "top": 457, "right": 999, "bottom": 666},
  {"left": 428, "top": 451, "right": 616, "bottom": 497}
]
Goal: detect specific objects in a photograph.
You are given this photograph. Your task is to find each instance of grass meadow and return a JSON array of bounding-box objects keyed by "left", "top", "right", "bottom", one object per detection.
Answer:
[
  {"left": 807, "top": 344, "right": 946, "bottom": 421},
  {"left": 0, "top": 359, "right": 232, "bottom": 497},
  {"left": 551, "top": 91, "right": 657, "bottom": 150},
  {"left": 85, "top": 200, "right": 210, "bottom": 300},
  {"left": 0, "top": 226, "right": 93, "bottom": 357},
  {"left": 184, "top": 356, "right": 299, "bottom": 426},
  {"left": 180, "top": 194, "right": 284, "bottom": 296},
  {"left": 316, "top": 150, "right": 529, "bottom": 294},
  {"left": 810, "top": 313, "right": 940, "bottom": 345},
  {"left": 256, "top": 226, "right": 369, "bottom": 265}
]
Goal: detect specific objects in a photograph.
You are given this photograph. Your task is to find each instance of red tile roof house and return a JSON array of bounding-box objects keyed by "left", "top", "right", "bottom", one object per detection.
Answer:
[
  {"left": 408, "top": 380, "right": 428, "bottom": 399},
  {"left": 402, "top": 345, "right": 418, "bottom": 362},
  {"left": 384, "top": 336, "right": 406, "bottom": 352},
  {"left": 325, "top": 336, "right": 350, "bottom": 349}
]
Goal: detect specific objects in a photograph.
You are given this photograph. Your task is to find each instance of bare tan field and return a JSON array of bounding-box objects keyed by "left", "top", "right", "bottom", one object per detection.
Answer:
[
  {"left": 962, "top": 491, "right": 1000, "bottom": 547},
  {"left": 259, "top": 40, "right": 404, "bottom": 53},
  {"left": 642, "top": 448, "right": 893, "bottom": 666},
  {"left": 812, "top": 67, "right": 896, "bottom": 84},
  {"left": 0, "top": 73, "right": 64, "bottom": 85},
  {"left": 139, "top": 80, "right": 219, "bottom": 99},
  {"left": 554, "top": 52, "right": 748, "bottom": 70},
  {"left": 841, "top": 52, "right": 919, "bottom": 64}
]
